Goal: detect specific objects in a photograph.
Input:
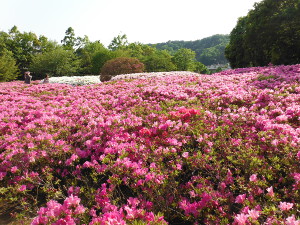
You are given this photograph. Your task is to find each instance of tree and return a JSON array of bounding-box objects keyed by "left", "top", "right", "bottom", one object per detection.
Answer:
[
  {"left": 91, "top": 47, "right": 130, "bottom": 75},
  {"left": 0, "top": 49, "right": 19, "bottom": 82},
  {"left": 0, "top": 26, "right": 57, "bottom": 79},
  {"left": 172, "top": 48, "right": 197, "bottom": 71},
  {"left": 76, "top": 35, "right": 90, "bottom": 50},
  {"left": 0, "top": 31, "right": 10, "bottom": 53},
  {"left": 149, "top": 34, "right": 230, "bottom": 65},
  {"left": 225, "top": 16, "right": 249, "bottom": 68},
  {"left": 62, "top": 27, "right": 90, "bottom": 51},
  {"left": 108, "top": 34, "right": 128, "bottom": 51},
  {"left": 5, "top": 26, "right": 42, "bottom": 74},
  {"left": 194, "top": 61, "right": 209, "bottom": 74},
  {"left": 125, "top": 42, "right": 156, "bottom": 59},
  {"left": 76, "top": 40, "right": 106, "bottom": 74},
  {"left": 37, "top": 35, "right": 57, "bottom": 53},
  {"left": 61, "top": 27, "right": 77, "bottom": 50},
  {"left": 200, "top": 42, "right": 228, "bottom": 65},
  {"left": 143, "top": 50, "right": 176, "bottom": 72},
  {"left": 30, "top": 46, "right": 80, "bottom": 78},
  {"left": 226, "top": 0, "right": 300, "bottom": 68}
]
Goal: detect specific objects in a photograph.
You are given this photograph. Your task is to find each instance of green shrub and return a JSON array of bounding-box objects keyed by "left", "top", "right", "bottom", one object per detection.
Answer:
[
  {"left": 100, "top": 57, "right": 144, "bottom": 82},
  {"left": 0, "top": 49, "right": 19, "bottom": 82}
]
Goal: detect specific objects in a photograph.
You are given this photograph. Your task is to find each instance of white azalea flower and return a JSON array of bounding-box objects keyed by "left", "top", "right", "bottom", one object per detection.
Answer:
[
  {"left": 111, "top": 71, "right": 200, "bottom": 81},
  {"left": 46, "top": 75, "right": 101, "bottom": 86},
  {"left": 41, "top": 72, "right": 200, "bottom": 86}
]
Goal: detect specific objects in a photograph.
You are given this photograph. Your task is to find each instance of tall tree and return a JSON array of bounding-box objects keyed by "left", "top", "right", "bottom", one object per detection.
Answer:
[
  {"left": 91, "top": 48, "right": 130, "bottom": 74},
  {"left": 0, "top": 49, "right": 19, "bottom": 82},
  {"left": 0, "top": 26, "right": 56, "bottom": 78},
  {"left": 61, "top": 27, "right": 77, "bottom": 50},
  {"left": 76, "top": 40, "right": 106, "bottom": 74},
  {"left": 225, "top": 16, "right": 249, "bottom": 68},
  {"left": 125, "top": 42, "right": 156, "bottom": 60},
  {"left": 172, "top": 48, "right": 197, "bottom": 71},
  {"left": 226, "top": 0, "right": 300, "bottom": 68},
  {"left": 6, "top": 26, "right": 41, "bottom": 73},
  {"left": 108, "top": 34, "right": 128, "bottom": 51},
  {"left": 30, "top": 46, "right": 80, "bottom": 78},
  {"left": 143, "top": 50, "right": 176, "bottom": 72}
]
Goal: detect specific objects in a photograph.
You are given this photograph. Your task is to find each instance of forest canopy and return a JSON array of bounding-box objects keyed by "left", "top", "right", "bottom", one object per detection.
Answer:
[
  {"left": 149, "top": 34, "right": 230, "bottom": 66},
  {"left": 225, "top": 0, "right": 300, "bottom": 68}
]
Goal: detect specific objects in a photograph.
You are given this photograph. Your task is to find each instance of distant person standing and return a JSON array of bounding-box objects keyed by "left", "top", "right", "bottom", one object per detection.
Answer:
[
  {"left": 24, "top": 71, "right": 32, "bottom": 84},
  {"left": 43, "top": 74, "right": 50, "bottom": 84}
]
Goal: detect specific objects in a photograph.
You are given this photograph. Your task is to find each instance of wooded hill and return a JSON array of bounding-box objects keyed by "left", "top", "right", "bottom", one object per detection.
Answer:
[{"left": 148, "top": 34, "right": 230, "bottom": 66}]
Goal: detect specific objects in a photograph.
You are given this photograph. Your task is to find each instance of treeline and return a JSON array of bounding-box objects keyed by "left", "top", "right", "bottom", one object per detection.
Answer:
[
  {"left": 149, "top": 34, "right": 230, "bottom": 65},
  {"left": 0, "top": 27, "right": 210, "bottom": 82},
  {"left": 225, "top": 0, "right": 300, "bottom": 68}
]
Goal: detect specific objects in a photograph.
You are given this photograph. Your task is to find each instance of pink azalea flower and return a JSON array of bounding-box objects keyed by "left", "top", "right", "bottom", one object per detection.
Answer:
[
  {"left": 235, "top": 194, "right": 246, "bottom": 204},
  {"left": 11, "top": 166, "right": 18, "bottom": 173},
  {"left": 267, "top": 186, "right": 274, "bottom": 197},
  {"left": 19, "top": 185, "right": 26, "bottom": 191},
  {"left": 189, "top": 190, "right": 196, "bottom": 198},
  {"left": 74, "top": 204, "right": 86, "bottom": 215},
  {"left": 182, "top": 152, "right": 189, "bottom": 158},
  {"left": 176, "top": 164, "right": 182, "bottom": 170},
  {"left": 234, "top": 213, "right": 248, "bottom": 225},
  {"left": 271, "top": 139, "right": 279, "bottom": 146},
  {"left": 286, "top": 215, "right": 300, "bottom": 225},
  {"left": 293, "top": 173, "right": 300, "bottom": 184},
  {"left": 279, "top": 202, "right": 294, "bottom": 211},
  {"left": 248, "top": 209, "right": 260, "bottom": 220},
  {"left": 249, "top": 174, "right": 257, "bottom": 182}
]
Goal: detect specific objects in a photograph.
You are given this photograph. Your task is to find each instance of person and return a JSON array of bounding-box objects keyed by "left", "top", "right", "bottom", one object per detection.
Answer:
[
  {"left": 24, "top": 71, "right": 32, "bottom": 84},
  {"left": 43, "top": 74, "right": 49, "bottom": 84}
]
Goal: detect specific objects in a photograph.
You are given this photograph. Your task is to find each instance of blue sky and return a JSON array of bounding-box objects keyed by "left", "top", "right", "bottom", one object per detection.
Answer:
[{"left": 1, "top": 0, "right": 262, "bottom": 47}]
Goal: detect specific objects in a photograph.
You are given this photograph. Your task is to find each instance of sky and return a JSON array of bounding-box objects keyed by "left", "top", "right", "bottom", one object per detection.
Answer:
[{"left": 1, "top": 0, "right": 262, "bottom": 47}]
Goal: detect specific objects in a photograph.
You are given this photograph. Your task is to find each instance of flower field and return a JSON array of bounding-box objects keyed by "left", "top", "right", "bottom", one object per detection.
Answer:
[{"left": 1, "top": 65, "right": 300, "bottom": 224}]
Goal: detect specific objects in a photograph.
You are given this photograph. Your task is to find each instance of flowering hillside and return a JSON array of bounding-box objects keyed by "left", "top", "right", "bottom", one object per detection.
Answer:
[{"left": 0, "top": 65, "right": 300, "bottom": 224}]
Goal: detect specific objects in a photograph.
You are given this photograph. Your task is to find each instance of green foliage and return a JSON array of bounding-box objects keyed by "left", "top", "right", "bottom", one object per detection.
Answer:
[
  {"left": 91, "top": 48, "right": 113, "bottom": 75},
  {"left": 61, "top": 27, "right": 77, "bottom": 50},
  {"left": 0, "top": 26, "right": 58, "bottom": 79},
  {"left": 143, "top": 50, "right": 176, "bottom": 72},
  {"left": 30, "top": 46, "right": 80, "bottom": 78},
  {"left": 108, "top": 34, "right": 129, "bottom": 51},
  {"left": 92, "top": 48, "right": 130, "bottom": 75},
  {"left": 194, "top": 61, "right": 209, "bottom": 74},
  {"left": 124, "top": 43, "right": 177, "bottom": 72},
  {"left": 257, "top": 74, "right": 277, "bottom": 81},
  {"left": 199, "top": 42, "right": 228, "bottom": 65},
  {"left": 226, "top": 0, "right": 300, "bottom": 68},
  {"left": 0, "top": 49, "right": 19, "bottom": 82},
  {"left": 172, "top": 48, "right": 196, "bottom": 71},
  {"left": 150, "top": 34, "right": 230, "bottom": 65},
  {"left": 225, "top": 16, "right": 249, "bottom": 68},
  {"left": 125, "top": 42, "right": 156, "bottom": 59},
  {"left": 0, "top": 26, "right": 222, "bottom": 79},
  {"left": 76, "top": 40, "right": 106, "bottom": 74},
  {"left": 100, "top": 57, "right": 144, "bottom": 81},
  {"left": 61, "top": 27, "right": 90, "bottom": 51}
]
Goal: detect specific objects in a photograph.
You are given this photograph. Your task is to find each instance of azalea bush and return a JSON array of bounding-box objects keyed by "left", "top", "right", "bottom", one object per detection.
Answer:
[
  {"left": 100, "top": 57, "right": 145, "bottom": 82},
  {"left": 44, "top": 75, "right": 101, "bottom": 86},
  {"left": 0, "top": 64, "right": 300, "bottom": 224}
]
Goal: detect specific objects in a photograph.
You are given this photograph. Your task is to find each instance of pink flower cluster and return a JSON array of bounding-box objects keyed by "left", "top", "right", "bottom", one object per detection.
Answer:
[
  {"left": 0, "top": 64, "right": 300, "bottom": 224},
  {"left": 31, "top": 195, "right": 85, "bottom": 225}
]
